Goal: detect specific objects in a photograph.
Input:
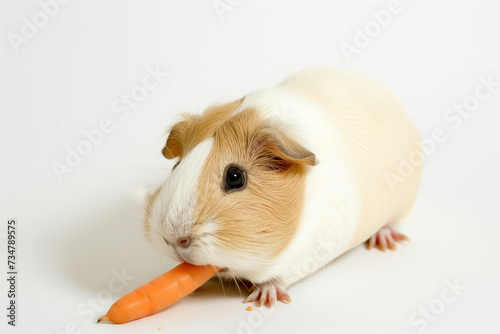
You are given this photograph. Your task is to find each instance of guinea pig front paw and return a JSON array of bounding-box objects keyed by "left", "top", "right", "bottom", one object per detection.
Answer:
[
  {"left": 366, "top": 225, "right": 409, "bottom": 251},
  {"left": 244, "top": 281, "right": 291, "bottom": 307}
]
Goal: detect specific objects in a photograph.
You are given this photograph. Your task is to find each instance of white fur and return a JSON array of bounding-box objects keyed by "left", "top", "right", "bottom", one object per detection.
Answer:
[{"left": 147, "top": 138, "right": 214, "bottom": 263}]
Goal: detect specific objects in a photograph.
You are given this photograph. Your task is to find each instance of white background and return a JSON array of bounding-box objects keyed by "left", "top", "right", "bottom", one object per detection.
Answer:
[{"left": 1, "top": 1, "right": 499, "bottom": 333}]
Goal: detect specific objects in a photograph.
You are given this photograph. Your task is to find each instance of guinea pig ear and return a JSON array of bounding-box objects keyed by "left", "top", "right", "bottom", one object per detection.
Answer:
[
  {"left": 162, "top": 123, "right": 183, "bottom": 159},
  {"left": 162, "top": 100, "right": 242, "bottom": 160},
  {"left": 162, "top": 115, "right": 199, "bottom": 159},
  {"left": 256, "top": 128, "right": 318, "bottom": 170}
]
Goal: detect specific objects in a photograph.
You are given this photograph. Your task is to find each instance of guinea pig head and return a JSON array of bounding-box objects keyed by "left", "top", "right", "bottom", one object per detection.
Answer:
[{"left": 144, "top": 105, "right": 317, "bottom": 274}]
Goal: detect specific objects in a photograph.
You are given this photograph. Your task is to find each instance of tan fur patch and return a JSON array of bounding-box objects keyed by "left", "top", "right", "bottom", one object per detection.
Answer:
[
  {"left": 194, "top": 108, "right": 313, "bottom": 259},
  {"left": 162, "top": 99, "right": 243, "bottom": 160}
]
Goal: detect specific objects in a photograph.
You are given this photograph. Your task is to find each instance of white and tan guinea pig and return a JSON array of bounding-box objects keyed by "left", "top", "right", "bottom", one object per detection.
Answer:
[{"left": 144, "top": 67, "right": 423, "bottom": 306}]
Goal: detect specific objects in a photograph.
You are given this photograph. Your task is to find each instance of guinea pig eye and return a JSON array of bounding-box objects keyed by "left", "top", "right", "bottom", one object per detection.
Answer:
[
  {"left": 172, "top": 161, "right": 180, "bottom": 171},
  {"left": 225, "top": 166, "right": 246, "bottom": 191}
]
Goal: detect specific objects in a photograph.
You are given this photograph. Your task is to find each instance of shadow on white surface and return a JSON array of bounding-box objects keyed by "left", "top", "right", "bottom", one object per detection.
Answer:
[{"left": 49, "top": 196, "right": 168, "bottom": 293}]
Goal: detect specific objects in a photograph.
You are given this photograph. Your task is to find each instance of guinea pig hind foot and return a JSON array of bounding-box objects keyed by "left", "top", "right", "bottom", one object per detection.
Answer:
[
  {"left": 244, "top": 281, "right": 291, "bottom": 307},
  {"left": 366, "top": 225, "right": 410, "bottom": 252}
]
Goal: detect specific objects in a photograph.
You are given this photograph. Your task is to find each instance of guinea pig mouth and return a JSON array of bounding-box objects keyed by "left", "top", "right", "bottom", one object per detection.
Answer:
[
  {"left": 174, "top": 250, "right": 191, "bottom": 263},
  {"left": 174, "top": 250, "right": 227, "bottom": 272},
  {"left": 174, "top": 250, "right": 201, "bottom": 266}
]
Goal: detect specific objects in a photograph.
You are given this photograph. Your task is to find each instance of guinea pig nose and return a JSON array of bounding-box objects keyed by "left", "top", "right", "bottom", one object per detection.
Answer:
[{"left": 177, "top": 236, "right": 191, "bottom": 248}]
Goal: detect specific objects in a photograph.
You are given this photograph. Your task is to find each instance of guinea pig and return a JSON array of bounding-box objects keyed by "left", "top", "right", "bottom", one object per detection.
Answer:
[{"left": 144, "top": 67, "right": 423, "bottom": 306}]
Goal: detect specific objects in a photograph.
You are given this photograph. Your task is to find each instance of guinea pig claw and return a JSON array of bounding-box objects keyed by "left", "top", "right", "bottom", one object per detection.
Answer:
[
  {"left": 244, "top": 282, "right": 291, "bottom": 307},
  {"left": 366, "top": 225, "right": 409, "bottom": 252},
  {"left": 277, "top": 289, "right": 292, "bottom": 304},
  {"left": 244, "top": 289, "right": 259, "bottom": 304}
]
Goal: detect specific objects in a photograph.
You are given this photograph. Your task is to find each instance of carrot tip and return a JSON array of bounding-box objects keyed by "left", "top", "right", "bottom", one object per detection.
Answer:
[{"left": 97, "top": 315, "right": 110, "bottom": 323}]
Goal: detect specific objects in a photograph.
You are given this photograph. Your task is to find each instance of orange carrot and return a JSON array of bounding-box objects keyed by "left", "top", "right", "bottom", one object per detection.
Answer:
[{"left": 98, "top": 263, "right": 220, "bottom": 324}]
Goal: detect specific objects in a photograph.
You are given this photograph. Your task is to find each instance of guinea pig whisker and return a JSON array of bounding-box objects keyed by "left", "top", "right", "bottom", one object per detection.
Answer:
[
  {"left": 227, "top": 269, "right": 245, "bottom": 298},
  {"left": 226, "top": 271, "right": 240, "bottom": 297},
  {"left": 209, "top": 247, "right": 248, "bottom": 298},
  {"left": 211, "top": 265, "right": 226, "bottom": 297}
]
